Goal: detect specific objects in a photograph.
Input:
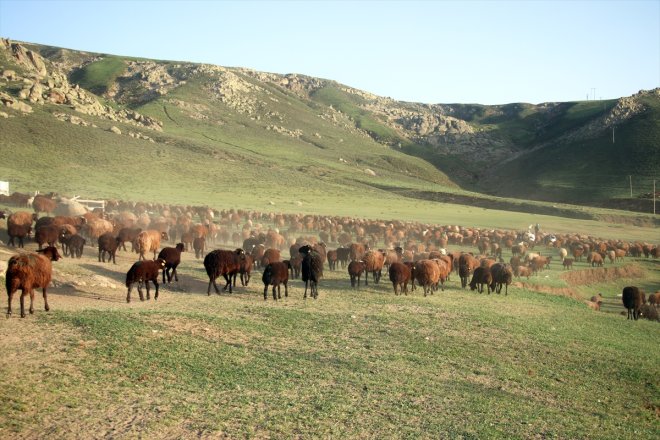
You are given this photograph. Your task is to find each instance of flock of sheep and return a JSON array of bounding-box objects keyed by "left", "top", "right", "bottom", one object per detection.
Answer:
[{"left": 1, "top": 192, "right": 658, "bottom": 320}]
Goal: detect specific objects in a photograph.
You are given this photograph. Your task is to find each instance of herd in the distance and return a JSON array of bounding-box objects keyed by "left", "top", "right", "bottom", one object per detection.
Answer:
[{"left": 1, "top": 191, "right": 658, "bottom": 319}]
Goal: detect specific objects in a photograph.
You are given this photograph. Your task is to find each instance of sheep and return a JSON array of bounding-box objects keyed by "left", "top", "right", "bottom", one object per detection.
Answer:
[
  {"left": 233, "top": 254, "right": 254, "bottom": 287},
  {"left": 348, "top": 261, "right": 366, "bottom": 289},
  {"left": 433, "top": 258, "right": 451, "bottom": 291},
  {"left": 414, "top": 259, "right": 440, "bottom": 297},
  {"left": 6, "top": 246, "right": 62, "bottom": 318},
  {"left": 515, "top": 265, "right": 533, "bottom": 279},
  {"left": 336, "top": 247, "right": 351, "bottom": 268},
  {"left": 157, "top": 243, "right": 185, "bottom": 283},
  {"left": 562, "top": 258, "right": 574, "bottom": 270},
  {"left": 98, "top": 232, "right": 121, "bottom": 264},
  {"left": 363, "top": 250, "right": 385, "bottom": 285},
  {"left": 585, "top": 300, "right": 601, "bottom": 311},
  {"left": 261, "top": 248, "right": 281, "bottom": 268},
  {"left": 125, "top": 258, "right": 167, "bottom": 303},
  {"left": 299, "top": 244, "right": 323, "bottom": 299},
  {"left": 32, "top": 195, "right": 57, "bottom": 215},
  {"left": 60, "top": 233, "right": 85, "bottom": 258},
  {"left": 204, "top": 248, "right": 246, "bottom": 294},
  {"left": 622, "top": 286, "right": 646, "bottom": 320},
  {"left": 489, "top": 263, "right": 513, "bottom": 295},
  {"left": 558, "top": 247, "right": 568, "bottom": 262},
  {"left": 7, "top": 211, "right": 36, "bottom": 247},
  {"left": 35, "top": 224, "right": 60, "bottom": 249},
  {"left": 326, "top": 249, "right": 338, "bottom": 271},
  {"left": 648, "top": 292, "right": 659, "bottom": 307},
  {"left": 587, "top": 252, "right": 604, "bottom": 267},
  {"left": 262, "top": 261, "right": 292, "bottom": 300},
  {"left": 388, "top": 262, "right": 411, "bottom": 295},
  {"left": 83, "top": 218, "right": 114, "bottom": 241},
  {"left": 469, "top": 266, "right": 493, "bottom": 294},
  {"left": 136, "top": 230, "right": 168, "bottom": 261},
  {"left": 458, "top": 253, "right": 479, "bottom": 289},
  {"left": 193, "top": 236, "right": 206, "bottom": 259},
  {"left": 404, "top": 261, "right": 416, "bottom": 291},
  {"left": 349, "top": 242, "right": 368, "bottom": 262},
  {"left": 117, "top": 227, "right": 142, "bottom": 252}
]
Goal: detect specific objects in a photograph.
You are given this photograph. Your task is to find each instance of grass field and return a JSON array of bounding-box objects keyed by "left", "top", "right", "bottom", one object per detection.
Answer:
[{"left": 0, "top": 229, "right": 658, "bottom": 439}]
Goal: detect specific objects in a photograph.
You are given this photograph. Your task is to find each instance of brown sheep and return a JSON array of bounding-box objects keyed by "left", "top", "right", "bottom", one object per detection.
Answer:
[
  {"left": 388, "top": 262, "right": 411, "bottom": 295},
  {"left": 35, "top": 224, "right": 60, "bottom": 249},
  {"left": 363, "top": 250, "right": 385, "bottom": 285},
  {"left": 587, "top": 252, "right": 604, "bottom": 267},
  {"left": 83, "top": 218, "right": 115, "bottom": 241},
  {"left": 586, "top": 300, "right": 601, "bottom": 311},
  {"left": 233, "top": 254, "right": 254, "bottom": 287},
  {"left": 262, "top": 261, "right": 292, "bottom": 300},
  {"left": 622, "top": 286, "right": 646, "bottom": 320},
  {"left": 349, "top": 242, "right": 368, "bottom": 262},
  {"left": 433, "top": 258, "right": 451, "bottom": 291},
  {"left": 125, "top": 258, "right": 167, "bottom": 303},
  {"left": 193, "top": 236, "right": 206, "bottom": 259},
  {"left": 414, "top": 259, "right": 440, "bottom": 297},
  {"left": 117, "top": 227, "right": 142, "bottom": 252},
  {"left": 62, "top": 234, "right": 85, "bottom": 259},
  {"left": 6, "top": 246, "right": 62, "bottom": 317},
  {"left": 7, "top": 211, "right": 36, "bottom": 247},
  {"left": 32, "top": 195, "right": 57, "bottom": 215},
  {"left": 648, "top": 292, "right": 659, "bottom": 307},
  {"left": 98, "top": 232, "right": 122, "bottom": 264},
  {"left": 459, "top": 253, "right": 479, "bottom": 289},
  {"left": 489, "top": 263, "right": 513, "bottom": 295},
  {"left": 562, "top": 258, "right": 574, "bottom": 270},
  {"left": 515, "top": 265, "right": 533, "bottom": 279},
  {"left": 469, "top": 266, "right": 493, "bottom": 294},
  {"left": 348, "top": 261, "right": 366, "bottom": 289},
  {"left": 204, "top": 248, "right": 246, "bottom": 294},
  {"left": 136, "top": 230, "right": 169, "bottom": 261},
  {"left": 336, "top": 247, "right": 351, "bottom": 268},
  {"left": 326, "top": 249, "right": 338, "bottom": 271},
  {"left": 261, "top": 248, "right": 281, "bottom": 268}
]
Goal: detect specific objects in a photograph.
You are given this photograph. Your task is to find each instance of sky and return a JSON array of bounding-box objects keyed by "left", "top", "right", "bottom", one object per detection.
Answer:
[{"left": 0, "top": 0, "right": 658, "bottom": 105}]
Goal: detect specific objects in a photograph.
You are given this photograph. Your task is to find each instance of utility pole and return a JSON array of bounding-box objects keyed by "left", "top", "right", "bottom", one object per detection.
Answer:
[
  {"left": 612, "top": 126, "right": 615, "bottom": 143},
  {"left": 654, "top": 179, "right": 656, "bottom": 215},
  {"left": 629, "top": 175, "right": 633, "bottom": 198}
]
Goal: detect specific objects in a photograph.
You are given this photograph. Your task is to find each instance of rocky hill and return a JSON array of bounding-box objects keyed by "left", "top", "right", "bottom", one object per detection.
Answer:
[{"left": 0, "top": 38, "right": 658, "bottom": 212}]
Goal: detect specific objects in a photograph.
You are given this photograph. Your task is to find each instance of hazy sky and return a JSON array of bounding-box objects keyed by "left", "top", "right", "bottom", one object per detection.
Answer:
[{"left": 0, "top": 0, "right": 658, "bottom": 105}]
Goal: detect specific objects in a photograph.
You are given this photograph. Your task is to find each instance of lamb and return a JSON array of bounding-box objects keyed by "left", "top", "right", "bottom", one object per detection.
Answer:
[
  {"left": 60, "top": 233, "right": 85, "bottom": 258},
  {"left": 648, "top": 292, "right": 659, "bottom": 307},
  {"left": 299, "top": 244, "right": 323, "bottom": 299},
  {"left": 32, "top": 195, "right": 57, "bottom": 215},
  {"left": 622, "top": 286, "right": 645, "bottom": 320},
  {"left": 204, "top": 248, "right": 246, "bottom": 294},
  {"left": 363, "top": 250, "right": 385, "bottom": 285},
  {"left": 125, "top": 258, "right": 167, "bottom": 303},
  {"left": 336, "top": 247, "right": 351, "bottom": 268},
  {"left": 7, "top": 211, "right": 36, "bottom": 247},
  {"left": 458, "top": 253, "right": 479, "bottom": 289},
  {"left": 348, "top": 261, "right": 367, "bottom": 289},
  {"left": 98, "top": 232, "right": 121, "bottom": 264},
  {"left": 469, "top": 266, "right": 493, "bottom": 294},
  {"left": 6, "top": 246, "right": 62, "bottom": 317},
  {"left": 136, "top": 230, "right": 168, "bottom": 261},
  {"left": 157, "top": 243, "right": 185, "bottom": 283},
  {"left": 414, "top": 259, "right": 440, "bottom": 297},
  {"left": 562, "top": 258, "right": 574, "bottom": 270},
  {"left": 388, "top": 262, "right": 411, "bottom": 295},
  {"left": 262, "top": 261, "right": 292, "bottom": 300},
  {"left": 515, "top": 265, "right": 533, "bottom": 279},
  {"left": 489, "top": 263, "right": 513, "bottom": 295},
  {"left": 349, "top": 242, "right": 368, "bottom": 262},
  {"left": 193, "top": 236, "right": 206, "bottom": 259},
  {"left": 433, "top": 258, "right": 451, "bottom": 291}
]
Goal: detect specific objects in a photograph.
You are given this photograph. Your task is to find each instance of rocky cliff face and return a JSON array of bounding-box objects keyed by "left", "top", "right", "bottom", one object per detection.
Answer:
[{"left": 0, "top": 39, "right": 162, "bottom": 131}]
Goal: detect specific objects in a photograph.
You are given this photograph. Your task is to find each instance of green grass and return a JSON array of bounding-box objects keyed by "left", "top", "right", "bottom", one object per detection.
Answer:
[
  {"left": 69, "top": 56, "right": 127, "bottom": 95},
  {"left": 1, "top": 260, "right": 657, "bottom": 438}
]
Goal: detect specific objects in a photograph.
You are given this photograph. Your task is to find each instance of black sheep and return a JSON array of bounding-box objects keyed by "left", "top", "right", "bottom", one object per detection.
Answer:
[
  {"left": 157, "top": 243, "right": 185, "bottom": 283},
  {"left": 622, "top": 286, "right": 646, "bottom": 320},
  {"left": 204, "top": 248, "right": 245, "bottom": 294},
  {"left": 299, "top": 245, "right": 323, "bottom": 299}
]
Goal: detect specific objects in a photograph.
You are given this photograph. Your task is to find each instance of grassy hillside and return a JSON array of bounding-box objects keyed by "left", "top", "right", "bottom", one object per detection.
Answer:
[{"left": 69, "top": 56, "right": 127, "bottom": 95}]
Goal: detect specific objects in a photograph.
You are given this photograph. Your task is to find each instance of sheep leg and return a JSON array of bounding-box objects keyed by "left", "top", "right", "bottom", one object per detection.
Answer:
[
  {"left": 263, "top": 285, "right": 268, "bottom": 300},
  {"left": 303, "top": 281, "right": 308, "bottom": 299},
  {"left": 173, "top": 267, "right": 179, "bottom": 282},
  {"left": 222, "top": 273, "right": 232, "bottom": 293},
  {"left": 42, "top": 287, "right": 50, "bottom": 312},
  {"left": 137, "top": 285, "right": 145, "bottom": 302},
  {"left": 145, "top": 281, "right": 151, "bottom": 300},
  {"left": 273, "top": 285, "right": 278, "bottom": 300},
  {"left": 153, "top": 280, "right": 159, "bottom": 300},
  {"left": 98, "top": 249, "right": 103, "bottom": 262},
  {"left": 7, "top": 288, "right": 16, "bottom": 317},
  {"left": 126, "top": 286, "right": 132, "bottom": 303},
  {"left": 284, "top": 281, "right": 288, "bottom": 298}
]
